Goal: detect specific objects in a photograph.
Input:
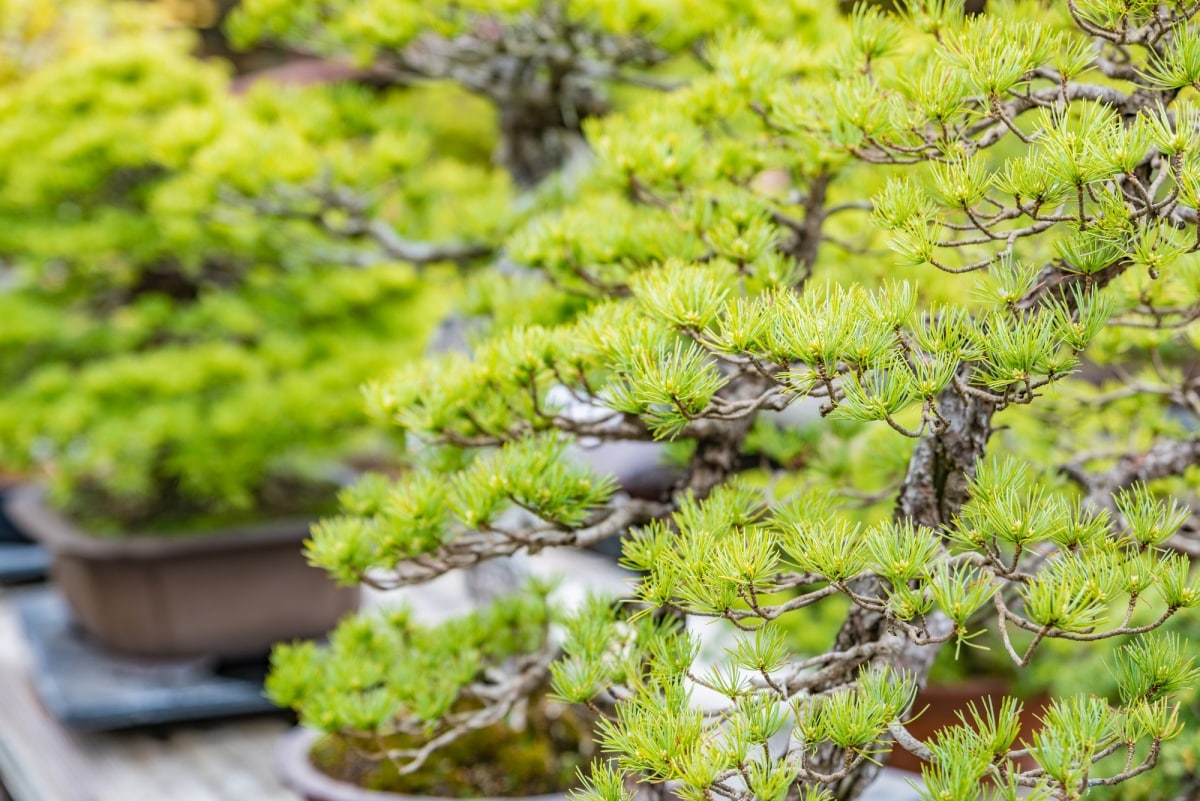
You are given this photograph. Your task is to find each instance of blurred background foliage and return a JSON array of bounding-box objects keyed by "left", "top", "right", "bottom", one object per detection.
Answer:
[{"left": 0, "top": 0, "right": 514, "bottom": 530}]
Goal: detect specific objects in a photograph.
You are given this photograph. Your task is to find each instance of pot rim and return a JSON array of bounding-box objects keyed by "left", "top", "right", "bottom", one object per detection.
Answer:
[
  {"left": 275, "top": 727, "right": 572, "bottom": 801},
  {"left": 3, "top": 484, "right": 314, "bottom": 559}
]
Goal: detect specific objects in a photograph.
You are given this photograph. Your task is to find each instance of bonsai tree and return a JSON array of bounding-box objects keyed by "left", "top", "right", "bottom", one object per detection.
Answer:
[
  {"left": 228, "top": 0, "right": 843, "bottom": 186},
  {"left": 0, "top": 0, "right": 512, "bottom": 530},
  {"left": 265, "top": 1, "right": 1200, "bottom": 800}
]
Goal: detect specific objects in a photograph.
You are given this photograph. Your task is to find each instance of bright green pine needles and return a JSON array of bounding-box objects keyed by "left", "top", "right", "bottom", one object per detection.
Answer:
[
  {"left": 229, "top": 0, "right": 840, "bottom": 65},
  {"left": 267, "top": 580, "right": 556, "bottom": 732},
  {"left": 307, "top": 436, "right": 616, "bottom": 584}
]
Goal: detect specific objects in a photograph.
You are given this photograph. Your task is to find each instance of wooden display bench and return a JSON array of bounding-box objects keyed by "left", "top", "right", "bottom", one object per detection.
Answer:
[{"left": 0, "top": 588, "right": 297, "bottom": 801}]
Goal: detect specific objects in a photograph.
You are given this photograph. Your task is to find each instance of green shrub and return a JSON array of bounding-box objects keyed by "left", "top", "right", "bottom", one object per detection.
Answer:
[{"left": 0, "top": 1, "right": 512, "bottom": 529}]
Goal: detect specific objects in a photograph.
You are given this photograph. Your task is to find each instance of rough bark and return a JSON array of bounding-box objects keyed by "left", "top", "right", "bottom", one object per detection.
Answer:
[
  {"left": 1083, "top": 437, "right": 1200, "bottom": 500},
  {"left": 398, "top": 19, "right": 646, "bottom": 187},
  {"left": 808, "top": 378, "right": 996, "bottom": 800},
  {"left": 777, "top": 172, "right": 831, "bottom": 279},
  {"left": 682, "top": 376, "right": 773, "bottom": 498},
  {"left": 495, "top": 101, "right": 601, "bottom": 188},
  {"left": 894, "top": 377, "right": 998, "bottom": 529}
]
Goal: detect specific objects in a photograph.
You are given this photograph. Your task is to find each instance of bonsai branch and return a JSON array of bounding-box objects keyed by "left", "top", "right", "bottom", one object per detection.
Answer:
[
  {"left": 224, "top": 183, "right": 494, "bottom": 266},
  {"left": 370, "top": 645, "right": 561, "bottom": 775},
  {"left": 359, "top": 498, "right": 672, "bottom": 588}
]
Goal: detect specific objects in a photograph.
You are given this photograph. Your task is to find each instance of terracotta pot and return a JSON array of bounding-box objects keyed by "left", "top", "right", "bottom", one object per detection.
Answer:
[
  {"left": 888, "top": 678, "right": 1049, "bottom": 775},
  {"left": 275, "top": 728, "right": 572, "bottom": 801},
  {"left": 4, "top": 486, "right": 358, "bottom": 659}
]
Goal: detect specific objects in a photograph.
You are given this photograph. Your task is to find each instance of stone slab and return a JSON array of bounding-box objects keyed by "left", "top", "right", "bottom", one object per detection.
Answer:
[
  {"left": 0, "top": 545, "right": 48, "bottom": 585},
  {"left": 10, "top": 587, "right": 278, "bottom": 730}
]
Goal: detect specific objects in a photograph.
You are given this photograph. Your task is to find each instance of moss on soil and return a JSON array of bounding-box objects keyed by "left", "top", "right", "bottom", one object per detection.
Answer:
[{"left": 311, "top": 696, "right": 597, "bottom": 797}]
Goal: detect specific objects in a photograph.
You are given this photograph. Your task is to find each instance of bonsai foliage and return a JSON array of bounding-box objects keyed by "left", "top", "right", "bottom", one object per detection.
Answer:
[
  {"left": 270, "top": 1, "right": 1200, "bottom": 800},
  {"left": 1025, "top": 598, "right": 1200, "bottom": 801},
  {"left": 0, "top": 1, "right": 511, "bottom": 529},
  {"left": 267, "top": 579, "right": 603, "bottom": 795},
  {"left": 228, "top": 0, "right": 842, "bottom": 185}
]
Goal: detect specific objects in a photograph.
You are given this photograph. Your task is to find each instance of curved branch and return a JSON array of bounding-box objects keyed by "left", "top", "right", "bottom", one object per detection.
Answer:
[{"left": 360, "top": 498, "right": 672, "bottom": 587}]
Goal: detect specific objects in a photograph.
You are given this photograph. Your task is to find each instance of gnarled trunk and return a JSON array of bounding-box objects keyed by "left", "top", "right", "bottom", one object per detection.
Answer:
[{"left": 813, "top": 379, "right": 997, "bottom": 800}]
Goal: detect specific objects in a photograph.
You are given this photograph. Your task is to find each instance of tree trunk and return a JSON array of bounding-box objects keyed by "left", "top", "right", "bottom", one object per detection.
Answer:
[{"left": 817, "top": 379, "right": 997, "bottom": 800}]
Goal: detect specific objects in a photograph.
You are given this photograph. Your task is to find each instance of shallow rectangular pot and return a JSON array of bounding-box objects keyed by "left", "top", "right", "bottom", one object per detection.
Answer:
[{"left": 4, "top": 486, "right": 359, "bottom": 659}]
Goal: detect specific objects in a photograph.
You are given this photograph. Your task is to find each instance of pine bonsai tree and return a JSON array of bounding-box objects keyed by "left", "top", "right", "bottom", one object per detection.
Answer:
[
  {"left": 228, "top": 0, "right": 842, "bottom": 185},
  {"left": 0, "top": 0, "right": 510, "bottom": 528},
  {"left": 267, "top": 2, "right": 1200, "bottom": 800}
]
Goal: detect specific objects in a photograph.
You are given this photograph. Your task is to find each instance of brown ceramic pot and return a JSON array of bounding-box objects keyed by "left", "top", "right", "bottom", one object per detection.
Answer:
[
  {"left": 275, "top": 728, "right": 572, "bottom": 801},
  {"left": 5, "top": 486, "right": 358, "bottom": 659}
]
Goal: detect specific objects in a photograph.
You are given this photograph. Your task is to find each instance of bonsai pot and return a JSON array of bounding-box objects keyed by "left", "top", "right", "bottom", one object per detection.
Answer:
[
  {"left": 4, "top": 486, "right": 358, "bottom": 659},
  {"left": 0, "top": 481, "right": 50, "bottom": 584},
  {"left": 278, "top": 728, "right": 925, "bottom": 801},
  {"left": 0, "top": 478, "right": 34, "bottom": 543},
  {"left": 275, "top": 728, "right": 572, "bottom": 801}
]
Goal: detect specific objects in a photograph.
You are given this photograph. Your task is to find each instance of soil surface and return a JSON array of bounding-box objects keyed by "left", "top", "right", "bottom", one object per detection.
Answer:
[{"left": 311, "top": 697, "right": 597, "bottom": 797}]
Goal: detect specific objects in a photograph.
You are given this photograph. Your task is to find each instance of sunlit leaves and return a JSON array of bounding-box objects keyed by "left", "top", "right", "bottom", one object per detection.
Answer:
[
  {"left": 930, "top": 155, "right": 991, "bottom": 209},
  {"left": 1020, "top": 554, "right": 1121, "bottom": 633},
  {"left": 889, "top": 219, "right": 940, "bottom": 267},
  {"left": 975, "top": 312, "right": 1076, "bottom": 391},
  {"left": 847, "top": 4, "right": 902, "bottom": 64},
  {"left": 940, "top": 16, "right": 1055, "bottom": 96},
  {"left": 309, "top": 435, "right": 614, "bottom": 578},
  {"left": 866, "top": 519, "right": 942, "bottom": 583},
  {"left": 569, "top": 762, "right": 635, "bottom": 801},
  {"left": 830, "top": 362, "right": 915, "bottom": 423},
  {"left": 898, "top": 60, "right": 971, "bottom": 126},
  {"left": 1155, "top": 553, "right": 1200, "bottom": 609},
  {"left": 597, "top": 671, "right": 705, "bottom": 781},
  {"left": 1039, "top": 103, "right": 1125, "bottom": 188},
  {"left": 1111, "top": 632, "right": 1200, "bottom": 704},
  {"left": 993, "top": 150, "right": 1072, "bottom": 206},
  {"left": 1144, "top": 102, "right": 1200, "bottom": 156},
  {"left": 629, "top": 482, "right": 777, "bottom": 614},
  {"left": 1114, "top": 484, "right": 1191, "bottom": 549},
  {"left": 973, "top": 257, "right": 1039, "bottom": 308},
  {"left": 928, "top": 562, "right": 995, "bottom": 629},
  {"left": 551, "top": 594, "right": 634, "bottom": 704},
  {"left": 588, "top": 111, "right": 710, "bottom": 191},
  {"left": 1030, "top": 695, "right": 1112, "bottom": 789},
  {"left": 631, "top": 260, "right": 737, "bottom": 331},
  {"left": 780, "top": 516, "right": 868, "bottom": 581},
  {"left": 1045, "top": 286, "right": 1114, "bottom": 352},
  {"left": 1054, "top": 229, "right": 1127, "bottom": 275},
  {"left": 1069, "top": 0, "right": 1161, "bottom": 32}
]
